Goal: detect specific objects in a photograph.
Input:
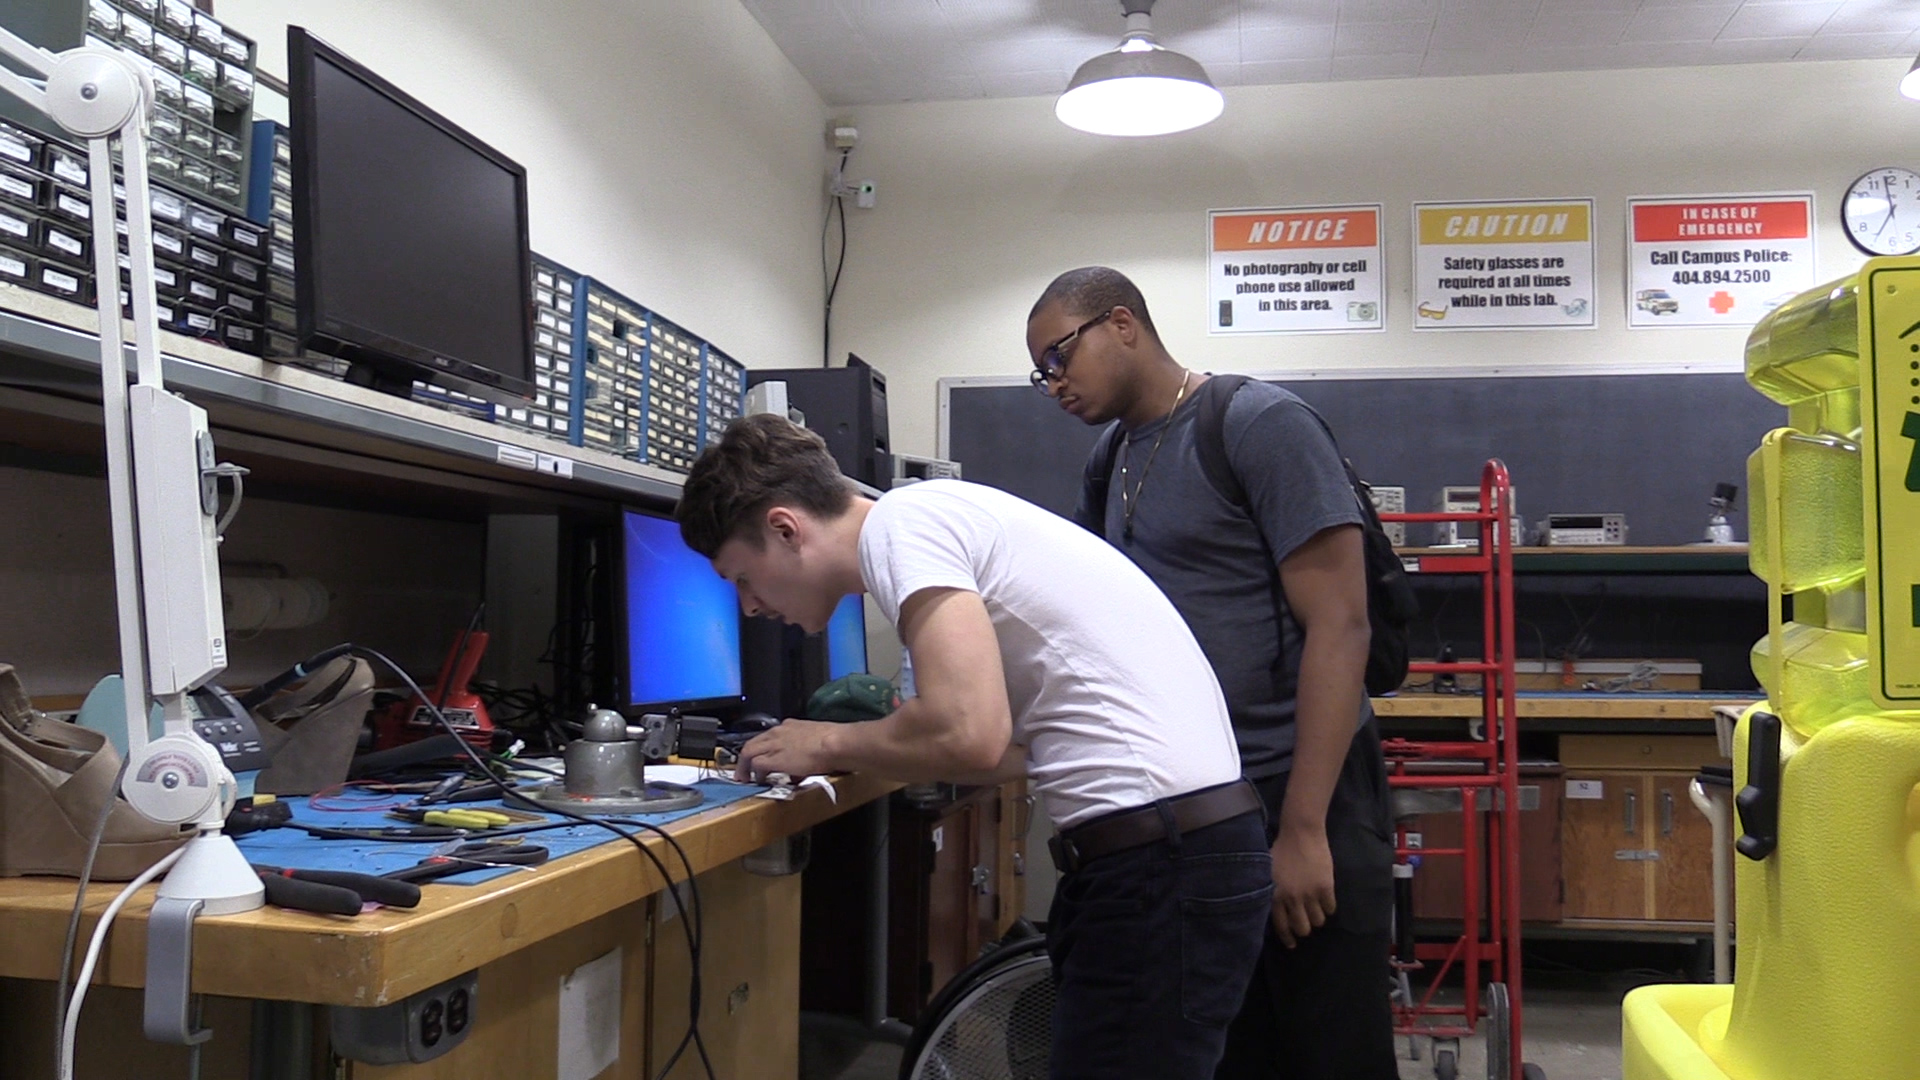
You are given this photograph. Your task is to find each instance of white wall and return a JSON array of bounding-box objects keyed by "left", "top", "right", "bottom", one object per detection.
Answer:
[
  {"left": 217, "top": 0, "right": 831, "bottom": 370},
  {"left": 828, "top": 58, "right": 1920, "bottom": 460}
]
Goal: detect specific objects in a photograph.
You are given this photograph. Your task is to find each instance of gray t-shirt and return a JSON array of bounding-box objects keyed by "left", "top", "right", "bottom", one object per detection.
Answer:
[{"left": 1074, "top": 379, "right": 1370, "bottom": 778}]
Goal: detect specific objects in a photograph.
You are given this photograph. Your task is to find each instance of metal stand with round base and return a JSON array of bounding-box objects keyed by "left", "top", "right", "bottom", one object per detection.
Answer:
[{"left": 521, "top": 780, "right": 703, "bottom": 816}]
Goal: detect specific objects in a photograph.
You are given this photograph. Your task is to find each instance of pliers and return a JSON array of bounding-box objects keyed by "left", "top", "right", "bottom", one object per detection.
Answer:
[
  {"left": 382, "top": 841, "right": 551, "bottom": 884},
  {"left": 252, "top": 865, "right": 424, "bottom": 916}
]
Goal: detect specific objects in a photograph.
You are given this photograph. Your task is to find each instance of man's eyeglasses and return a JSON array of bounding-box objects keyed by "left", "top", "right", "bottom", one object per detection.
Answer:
[{"left": 1029, "top": 309, "right": 1114, "bottom": 393}]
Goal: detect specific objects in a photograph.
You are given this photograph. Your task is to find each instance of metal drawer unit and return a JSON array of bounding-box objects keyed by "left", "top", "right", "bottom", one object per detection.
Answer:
[
  {"left": 247, "top": 121, "right": 304, "bottom": 363},
  {"left": 573, "top": 277, "right": 645, "bottom": 458},
  {"left": 495, "top": 254, "right": 577, "bottom": 441},
  {"left": 643, "top": 314, "right": 704, "bottom": 473},
  {"left": 17, "top": 0, "right": 262, "bottom": 215},
  {"left": 700, "top": 344, "right": 744, "bottom": 449}
]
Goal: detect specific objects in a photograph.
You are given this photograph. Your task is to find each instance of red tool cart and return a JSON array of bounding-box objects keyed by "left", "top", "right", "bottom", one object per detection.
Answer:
[{"left": 1378, "top": 461, "right": 1541, "bottom": 1080}]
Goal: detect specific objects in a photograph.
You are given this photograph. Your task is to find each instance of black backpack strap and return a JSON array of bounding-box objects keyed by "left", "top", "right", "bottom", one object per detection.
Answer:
[
  {"left": 1078, "top": 420, "right": 1125, "bottom": 534},
  {"left": 1192, "top": 374, "right": 1254, "bottom": 509}
]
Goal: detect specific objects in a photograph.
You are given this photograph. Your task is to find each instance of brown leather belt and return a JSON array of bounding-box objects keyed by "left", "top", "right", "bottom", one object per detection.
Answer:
[{"left": 1048, "top": 779, "right": 1262, "bottom": 874}]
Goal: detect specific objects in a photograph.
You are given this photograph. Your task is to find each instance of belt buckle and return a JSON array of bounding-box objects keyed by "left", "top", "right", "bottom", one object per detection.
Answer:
[{"left": 1047, "top": 834, "right": 1081, "bottom": 874}]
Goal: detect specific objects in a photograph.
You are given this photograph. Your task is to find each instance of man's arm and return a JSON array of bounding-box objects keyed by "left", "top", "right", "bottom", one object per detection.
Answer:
[
  {"left": 1270, "top": 522, "right": 1371, "bottom": 947},
  {"left": 734, "top": 587, "right": 1016, "bottom": 783}
]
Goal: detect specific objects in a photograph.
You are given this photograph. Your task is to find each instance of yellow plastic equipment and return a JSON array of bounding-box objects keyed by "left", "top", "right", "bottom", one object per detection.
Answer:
[{"left": 1623, "top": 258, "right": 1920, "bottom": 1080}]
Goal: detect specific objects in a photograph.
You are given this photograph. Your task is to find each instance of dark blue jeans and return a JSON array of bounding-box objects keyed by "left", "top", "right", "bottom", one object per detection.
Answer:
[{"left": 1047, "top": 807, "right": 1272, "bottom": 1080}]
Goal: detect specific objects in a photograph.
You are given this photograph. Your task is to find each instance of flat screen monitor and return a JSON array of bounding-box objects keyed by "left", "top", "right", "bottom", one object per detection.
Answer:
[
  {"left": 825, "top": 594, "right": 868, "bottom": 681},
  {"left": 287, "top": 27, "right": 534, "bottom": 401},
  {"left": 622, "top": 508, "right": 743, "bottom": 710}
]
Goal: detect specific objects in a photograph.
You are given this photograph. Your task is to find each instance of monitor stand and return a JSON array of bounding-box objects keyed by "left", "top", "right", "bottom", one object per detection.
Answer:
[{"left": 344, "top": 360, "right": 416, "bottom": 399}]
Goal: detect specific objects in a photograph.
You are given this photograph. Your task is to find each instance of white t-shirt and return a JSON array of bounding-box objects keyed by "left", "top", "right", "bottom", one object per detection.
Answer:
[{"left": 858, "top": 480, "right": 1242, "bottom": 829}]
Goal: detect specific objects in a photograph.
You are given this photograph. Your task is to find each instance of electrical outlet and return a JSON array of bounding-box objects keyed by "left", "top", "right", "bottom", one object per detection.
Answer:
[{"left": 329, "top": 970, "right": 479, "bottom": 1065}]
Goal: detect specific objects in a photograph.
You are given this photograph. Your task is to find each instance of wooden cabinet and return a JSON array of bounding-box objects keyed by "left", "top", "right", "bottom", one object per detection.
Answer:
[
  {"left": 995, "top": 780, "right": 1032, "bottom": 938},
  {"left": 1557, "top": 736, "right": 1725, "bottom": 926},
  {"left": 1560, "top": 771, "right": 1655, "bottom": 921},
  {"left": 800, "top": 782, "right": 1026, "bottom": 1024},
  {"left": 650, "top": 861, "right": 803, "bottom": 1080},
  {"left": 889, "top": 786, "right": 993, "bottom": 1022},
  {"left": 1651, "top": 773, "right": 1715, "bottom": 922},
  {"left": 1407, "top": 768, "right": 1565, "bottom": 924}
]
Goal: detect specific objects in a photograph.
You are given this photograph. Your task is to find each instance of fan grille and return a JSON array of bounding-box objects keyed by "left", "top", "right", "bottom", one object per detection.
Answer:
[{"left": 907, "top": 954, "right": 1055, "bottom": 1080}]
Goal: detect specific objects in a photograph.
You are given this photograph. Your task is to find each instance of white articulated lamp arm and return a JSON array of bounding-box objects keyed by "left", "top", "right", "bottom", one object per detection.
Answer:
[{"left": 0, "top": 30, "right": 258, "bottom": 919}]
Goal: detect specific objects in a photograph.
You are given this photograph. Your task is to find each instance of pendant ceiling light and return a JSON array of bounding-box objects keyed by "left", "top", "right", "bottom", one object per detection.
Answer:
[{"left": 1057, "top": 0, "right": 1223, "bottom": 137}]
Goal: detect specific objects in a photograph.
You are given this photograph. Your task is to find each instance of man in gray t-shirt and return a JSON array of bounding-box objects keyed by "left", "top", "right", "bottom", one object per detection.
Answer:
[{"left": 1028, "top": 267, "right": 1397, "bottom": 1080}]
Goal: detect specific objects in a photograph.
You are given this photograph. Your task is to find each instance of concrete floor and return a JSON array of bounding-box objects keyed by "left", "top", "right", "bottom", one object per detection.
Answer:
[{"left": 804, "top": 987, "right": 1627, "bottom": 1080}]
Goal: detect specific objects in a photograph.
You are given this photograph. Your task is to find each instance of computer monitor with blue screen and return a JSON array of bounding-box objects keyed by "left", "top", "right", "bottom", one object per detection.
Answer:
[
  {"left": 825, "top": 594, "right": 868, "bottom": 680},
  {"left": 622, "top": 508, "right": 742, "bottom": 709}
]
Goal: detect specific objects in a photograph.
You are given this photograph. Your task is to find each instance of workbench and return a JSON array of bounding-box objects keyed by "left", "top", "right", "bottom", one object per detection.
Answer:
[{"left": 0, "top": 773, "right": 894, "bottom": 1080}]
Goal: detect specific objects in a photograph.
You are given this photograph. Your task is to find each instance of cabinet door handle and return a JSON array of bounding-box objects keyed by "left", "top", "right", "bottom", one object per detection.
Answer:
[
  {"left": 1624, "top": 790, "right": 1637, "bottom": 836},
  {"left": 1661, "top": 791, "right": 1675, "bottom": 837}
]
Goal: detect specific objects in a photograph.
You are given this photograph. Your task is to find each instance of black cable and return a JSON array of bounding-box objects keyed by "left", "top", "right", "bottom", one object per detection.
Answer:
[
  {"left": 346, "top": 646, "right": 713, "bottom": 1080},
  {"left": 822, "top": 147, "right": 851, "bottom": 367},
  {"left": 57, "top": 755, "right": 131, "bottom": 1068}
]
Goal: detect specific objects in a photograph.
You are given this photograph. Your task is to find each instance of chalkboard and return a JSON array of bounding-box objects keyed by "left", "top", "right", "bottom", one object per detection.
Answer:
[{"left": 943, "top": 373, "right": 1784, "bottom": 546}]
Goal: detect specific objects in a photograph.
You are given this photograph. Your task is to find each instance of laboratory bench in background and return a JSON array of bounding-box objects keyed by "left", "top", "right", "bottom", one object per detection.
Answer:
[{"left": 1377, "top": 692, "right": 1749, "bottom": 942}]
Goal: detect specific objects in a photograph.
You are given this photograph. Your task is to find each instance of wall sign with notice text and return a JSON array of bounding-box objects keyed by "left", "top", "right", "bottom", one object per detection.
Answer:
[
  {"left": 1412, "top": 199, "right": 1596, "bottom": 331},
  {"left": 1208, "top": 205, "right": 1384, "bottom": 334},
  {"left": 1627, "top": 195, "right": 1815, "bottom": 328}
]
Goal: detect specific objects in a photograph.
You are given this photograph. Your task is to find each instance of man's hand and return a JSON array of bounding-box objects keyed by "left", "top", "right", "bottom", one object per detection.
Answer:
[
  {"left": 733, "top": 719, "right": 840, "bottom": 782},
  {"left": 1269, "top": 823, "right": 1336, "bottom": 948}
]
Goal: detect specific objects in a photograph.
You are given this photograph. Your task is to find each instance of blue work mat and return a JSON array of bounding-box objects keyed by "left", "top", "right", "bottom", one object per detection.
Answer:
[{"left": 233, "top": 778, "right": 769, "bottom": 887}]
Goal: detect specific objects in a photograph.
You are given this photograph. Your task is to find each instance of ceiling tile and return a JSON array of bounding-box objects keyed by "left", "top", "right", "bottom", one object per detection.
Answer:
[
  {"left": 1718, "top": 2, "right": 1842, "bottom": 39},
  {"left": 1429, "top": 17, "right": 1535, "bottom": 49},
  {"left": 1329, "top": 51, "right": 1428, "bottom": 77},
  {"left": 1334, "top": 19, "right": 1436, "bottom": 54},
  {"left": 837, "top": 0, "right": 956, "bottom": 37},
  {"left": 1534, "top": 0, "right": 1639, "bottom": 12},
  {"left": 1236, "top": 56, "right": 1336, "bottom": 82},
  {"left": 1419, "top": 48, "right": 1520, "bottom": 74},
  {"left": 1527, "top": 12, "right": 1634, "bottom": 45},
  {"left": 1337, "top": 0, "right": 1443, "bottom": 24},
  {"left": 1706, "top": 35, "right": 1812, "bottom": 58},
  {"left": 1823, "top": 0, "right": 1920, "bottom": 34},
  {"left": 1241, "top": 23, "right": 1340, "bottom": 59},
  {"left": 1505, "top": 43, "right": 1606, "bottom": 69},
  {"left": 1239, "top": 0, "right": 1343, "bottom": 27},
  {"left": 1440, "top": 0, "right": 1544, "bottom": 14},
  {"left": 971, "top": 34, "right": 1093, "bottom": 72},
  {"left": 1621, "top": 3, "right": 1740, "bottom": 41},
  {"left": 1168, "top": 25, "right": 1243, "bottom": 64},
  {"left": 990, "top": 69, "right": 1073, "bottom": 96},
  {"left": 1795, "top": 29, "right": 1915, "bottom": 57}
]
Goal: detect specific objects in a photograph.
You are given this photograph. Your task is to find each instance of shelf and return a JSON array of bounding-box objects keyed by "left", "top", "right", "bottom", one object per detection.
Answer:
[
  {"left": 1372, "top": 693, "right": 1755, "bottom": 721},
  {"left": 0, "top": 288, "right": 686, "bottom": 508},
  {"left": 1397, "top": 545, "right": 1752, "bottom": 575}
]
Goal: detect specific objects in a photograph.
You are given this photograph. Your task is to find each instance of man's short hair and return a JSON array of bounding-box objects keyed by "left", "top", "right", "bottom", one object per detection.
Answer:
[
  {"left": 677, "top": 414, "right": 854, "bottom": 558},
  {"left": 1030, "top": 266, "right": 1159, "bottom": 341}
]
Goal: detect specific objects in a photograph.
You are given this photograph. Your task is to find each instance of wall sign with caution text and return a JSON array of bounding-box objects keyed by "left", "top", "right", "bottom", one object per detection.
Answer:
[
  {"left": 1861, "top": 259, "right": 1920, "bottom": 708},
  {"left": 1412, "top": 199, "right": 1596, "bottom": 331}
]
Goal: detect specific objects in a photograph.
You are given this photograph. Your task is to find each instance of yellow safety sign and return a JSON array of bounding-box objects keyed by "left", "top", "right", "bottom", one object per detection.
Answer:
[{"left": 1860, "top": 259, "right": 1920, "bottom": 707}]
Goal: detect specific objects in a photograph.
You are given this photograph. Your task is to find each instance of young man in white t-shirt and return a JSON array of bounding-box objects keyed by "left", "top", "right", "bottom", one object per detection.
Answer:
[{"left": 676, "top": 414, "right": 1273, "bottom": 1078}]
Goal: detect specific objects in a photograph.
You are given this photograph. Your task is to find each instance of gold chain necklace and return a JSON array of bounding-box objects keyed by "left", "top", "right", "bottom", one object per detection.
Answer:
[{"left": 1119, "top": 370, "right": 1191, "bottom": 542}]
